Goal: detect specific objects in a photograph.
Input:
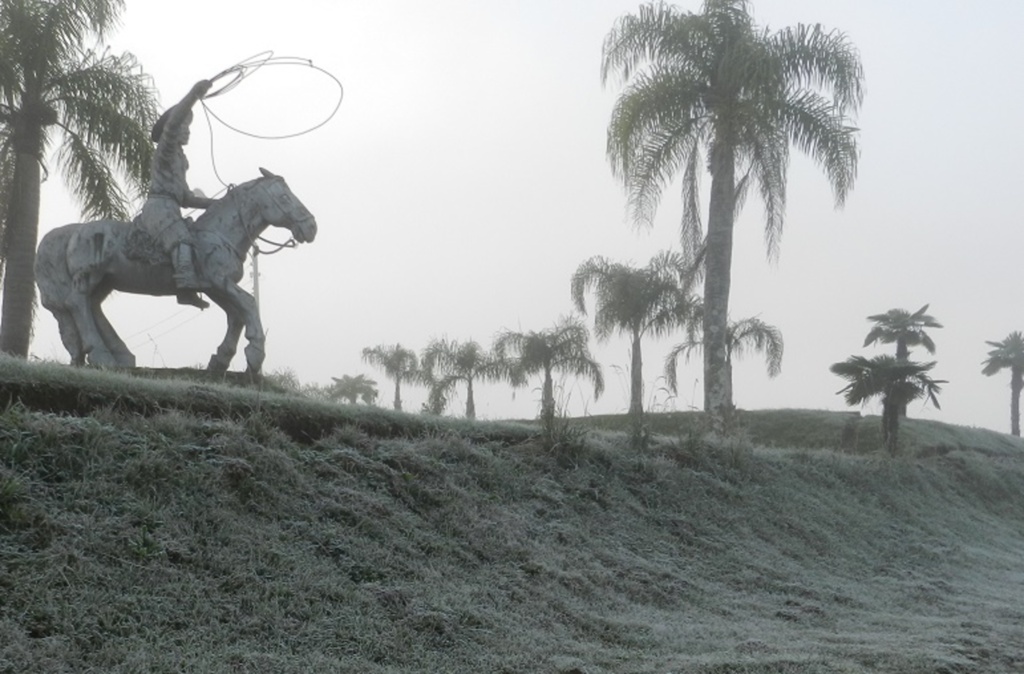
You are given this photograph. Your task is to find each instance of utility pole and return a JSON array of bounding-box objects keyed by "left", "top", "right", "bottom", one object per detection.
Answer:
[{"left": 251, "top": 246, "right": 260, "bottom": 310}]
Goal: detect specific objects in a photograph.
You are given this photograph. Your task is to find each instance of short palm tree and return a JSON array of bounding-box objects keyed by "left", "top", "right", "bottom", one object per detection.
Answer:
[
  {"left": 981, "top": 331, "right": 1024, "bottom": 437},
  {"left": 830, "top": 355, "right": 944, "bottom": 455},
  {"left": 494, "top": 316, "right": 604, "bottom": 431},
  {"left": 664, "top": 315, "right": 783, "bottom": 406},
  {"left": 863, "top": 304, "right": 942, "bottom": 417},
  {"left": 420, "top": 338, "right": 510, "bottom": 420},
  {"left": 362, "top": 343, "right": 419, "bottom": 412},
  {"left": 0, "top": 0, "right": 157, "bottom": 356},
  {"left": 571, "top": 250, "right": 698, "bottom": 427},
  {"left": 602, "top": 0, "right": 862, "bottom": 431},
  {"left": 328, "top": 374, "right": 379, "bottom": 406},
  {"left": 864, "top": 304, "right": 943, "bottom": 361}
]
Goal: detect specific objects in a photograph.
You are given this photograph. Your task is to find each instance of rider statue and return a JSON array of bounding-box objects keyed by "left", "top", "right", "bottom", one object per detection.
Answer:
[{"left": 139, "top": 79, "right": 215, "bottom": 309}]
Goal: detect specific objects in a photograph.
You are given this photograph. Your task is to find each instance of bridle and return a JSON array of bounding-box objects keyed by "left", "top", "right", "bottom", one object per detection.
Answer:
[{"left": 253, "top": 176, "right": 314, "bottom": 248}]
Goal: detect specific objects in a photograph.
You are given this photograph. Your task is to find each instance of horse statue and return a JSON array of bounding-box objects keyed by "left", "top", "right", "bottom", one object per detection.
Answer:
[{"left": 35, "top": 168, "right": 317, "bottom": 375}]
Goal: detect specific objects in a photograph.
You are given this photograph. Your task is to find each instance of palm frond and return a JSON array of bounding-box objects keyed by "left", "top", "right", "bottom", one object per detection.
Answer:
[
  {"left": 729, "top": 316, "right": 784, "bottom": 377},
  {"left": 769, "top": 22, "right": 864, "bottom": 114},
  {"left": 607, "top": 68, "right": 709, "bottom": 228},
  {"left": 496, "top": 315, "right": 604, "bottom": 400},
  {"left": 55, "top": 132, "right": 129, "bottom": 219},
  {"left": 663, "top": 339, "right": 701, "bottom": 393},
  {"left": 982, "top": 331, "right": 1024, "bottom": 376}
]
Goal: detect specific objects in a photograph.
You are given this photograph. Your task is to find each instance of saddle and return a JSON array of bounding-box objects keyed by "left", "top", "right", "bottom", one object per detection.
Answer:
[
  {"left": 123, "top": 224, "right": 167, "bottom": 266},
  {"left": 123, "top": 221, "right": 209, "bottom": 309}
]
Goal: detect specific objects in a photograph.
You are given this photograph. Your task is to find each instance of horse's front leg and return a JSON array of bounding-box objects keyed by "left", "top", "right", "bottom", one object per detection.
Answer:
[
  {"left": 91, "top": 294, "right": 135, "bottom": 367},
  {"left": 205, "top": 293, "right": 245, "bottom": 375},
  {"left": 210, "top": 282, "right": 265, "bottom": 375}
]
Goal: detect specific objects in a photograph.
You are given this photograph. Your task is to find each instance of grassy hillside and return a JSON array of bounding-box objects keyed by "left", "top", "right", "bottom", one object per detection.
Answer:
[{"left": 2, "top": 358, "right": 1024, "bottom": 673}]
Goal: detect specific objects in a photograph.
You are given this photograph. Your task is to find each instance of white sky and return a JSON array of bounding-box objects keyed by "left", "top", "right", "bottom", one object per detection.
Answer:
[{"left": 29, "top": 0, "right": 1024, "bottom": 433}]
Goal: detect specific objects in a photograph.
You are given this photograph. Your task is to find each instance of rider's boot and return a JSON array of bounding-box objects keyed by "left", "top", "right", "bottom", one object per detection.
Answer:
[{"left": 172, "top": 242, "right": 209, "bottom": 309}]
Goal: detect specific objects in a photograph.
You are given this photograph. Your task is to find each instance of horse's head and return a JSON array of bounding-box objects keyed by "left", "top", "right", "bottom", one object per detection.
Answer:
[{"left": 254, "top": 167, "right": 318, "bottom": 244}]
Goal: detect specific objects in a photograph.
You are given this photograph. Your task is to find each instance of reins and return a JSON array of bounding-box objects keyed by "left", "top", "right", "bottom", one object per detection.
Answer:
[{"left": 252, "top": 235, "right": 297, "bottom": 255}]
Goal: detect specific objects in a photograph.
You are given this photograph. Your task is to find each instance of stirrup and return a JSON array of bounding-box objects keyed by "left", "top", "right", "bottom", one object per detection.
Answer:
[{"left": 176, "top": 290, "right": 210, "bottom": 310}]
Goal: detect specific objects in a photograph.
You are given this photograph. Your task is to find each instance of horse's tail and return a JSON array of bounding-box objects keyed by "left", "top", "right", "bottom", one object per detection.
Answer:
[{"left": 35, "top": 225, "right": 75, "bottom": 311}]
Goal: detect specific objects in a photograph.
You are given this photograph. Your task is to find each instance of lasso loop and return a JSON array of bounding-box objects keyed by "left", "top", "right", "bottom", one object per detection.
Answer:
[
  {"left": 200, "top": 50, "right": 344, "bottom": 141},
  {"left": 197, "top": 51, "right": 343, "bottom": 189}
]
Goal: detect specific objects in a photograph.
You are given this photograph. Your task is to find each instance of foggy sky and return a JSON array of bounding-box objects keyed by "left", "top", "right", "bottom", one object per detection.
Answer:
[{"left": 29, "top": 0, "right": 1024, "bottom": 433}]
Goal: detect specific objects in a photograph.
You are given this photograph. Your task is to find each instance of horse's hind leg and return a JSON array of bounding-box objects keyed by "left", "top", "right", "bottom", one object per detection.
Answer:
[
  {"left": 91, "top": 294, "right": 135, "bottom": 367},
  {"left": 66, "top": 287, "right": 117, "bottom": 367},
  {"left": 51, "top": 306, "right": 85, "bottom": 366}
]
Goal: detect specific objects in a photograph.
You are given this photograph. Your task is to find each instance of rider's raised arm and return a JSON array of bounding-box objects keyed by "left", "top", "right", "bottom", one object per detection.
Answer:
[{"left": 161, "top": 79, "right": 212, "bottom": 141}]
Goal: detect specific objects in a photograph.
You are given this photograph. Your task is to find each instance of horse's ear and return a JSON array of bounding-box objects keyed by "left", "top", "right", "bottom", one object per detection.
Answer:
[{"left": 259, "top": 167, "right": 277, "bottom": 178}]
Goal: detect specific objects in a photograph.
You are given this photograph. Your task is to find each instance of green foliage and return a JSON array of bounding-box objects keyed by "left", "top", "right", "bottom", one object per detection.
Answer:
[
  {"left": 0, "top": 0, "right": 158, "bottom": 356},
  {"left": 419, "top": 337, "right": 512, "bottom": 419},
  {"left": 982, "top": 331, "right": 1024, "bottom": 377},
  {"left": 495, "top": 316, "right": 604, "bottom": 431},
  {"left": 665, "top": 314, "right": 784, "bottom": 394},
  {"left": 830, "top": 355, "right": 945, "bottom": 454},
  {"left": 0, "top": 470, "right": 28, "bottom": 529},
  {"left": 864, "top": 304, "right": 943, "bottom": 360},
  {"left": 572, "top": 250, "right": 700, "bottom": 444},
  {"left": 2, "top": 360, "right": 1024, "bottom": 670},
  {"left": 362, "top": 343, "right": 419, "bottom": 411},
  {"left": 981, "top": 331, "right": 1024, "bottom": 436},
  {"left": 602, "top": 1, "right": 863, "bottom": 244},
  {"left": 571, "top": 250, "right": 699, "bottom": 343},
  {"left": 602, "top": 0, "right": 863, "bottom": 428},
  {"left": 328, "top": 373, "right": 379, "bottom": 405}
]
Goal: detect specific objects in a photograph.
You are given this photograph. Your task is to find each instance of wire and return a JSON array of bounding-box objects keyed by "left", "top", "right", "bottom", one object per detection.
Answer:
[
  {"left": 128, "top": 309, "right": 206, "bottom": 350},
  {"left": 124, "top": 307, "right": 192, "bottom": 341}
]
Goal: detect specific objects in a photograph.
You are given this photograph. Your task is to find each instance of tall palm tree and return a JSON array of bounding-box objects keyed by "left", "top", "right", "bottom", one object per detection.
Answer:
[
  {"left": 981, "top": 331, "right": 1024, "bottom": 437},
  {"left": 494, "top": 316, "right": 604, "bottom": 431},
  {"left": 362, "top": 343, "right": 419, "bottom": 412},
  {"left": 864, "top": 304, "right": 942, "bottom": 361},
  {"left": 830, "top": 355, "right": 944, "bottom": 455},
  {"left": 664, "top": 315, "right": 783, "bottom": 406},
  {"left": 602, "top": 0, "right": 862, "bottom": 431},
  {"left": 0, "top": 0, "right": 157, "bottom": 356},
  {"left": 571, "top": 250, "right": 697, "bottom": 428},
  {"left": 328, "top": 374, "right": 379, "bottom": 406},
  {"left": 420, "top": 337, "right": 510, "bottom": 420}
]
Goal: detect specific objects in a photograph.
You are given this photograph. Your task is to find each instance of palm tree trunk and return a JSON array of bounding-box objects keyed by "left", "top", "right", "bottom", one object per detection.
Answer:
[
  {"left": 465, "top": 378, "right": 475, "bottom": 420},
  {"left": 703, "top": 141, "right": 736, "bottom": 432},
  {"left": 629, "top": 331, "right": 644, "bottom": 447},
  {"left": 896, "top": 338, "right": 909, "bottom": 417},
  {"left": 393, "top": 377, "right": 402, "bottom": 411},
  {"left": 895, "top": 339, "right": 909, "bottom": 361},
  {"left": 541, "top": 365, "right": 555, "bottom": 431},
  {"left": 882, "top": 401, "right": 899, "bottom": 455},
  {"left": 0, "top": 138, "right": 43, "bottom": 356},
  {"left": 628, "top": 332, "right": 643, "bottom": 419},
  {"left": 1011, "top": 367, "right": 1022, "bottom": 437}
]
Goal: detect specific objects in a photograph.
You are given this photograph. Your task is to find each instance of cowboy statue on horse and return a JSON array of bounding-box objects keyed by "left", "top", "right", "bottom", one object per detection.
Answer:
[
  {"left": 141, "top": 79, "right": 215, "bottom": 309},
  {"left": 35, "top": 78, "right": 319, "bottom": 375}
]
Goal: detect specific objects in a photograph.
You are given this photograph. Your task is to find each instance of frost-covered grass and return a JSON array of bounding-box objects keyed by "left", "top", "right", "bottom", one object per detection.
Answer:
[{"left": 2, "top": 359, "right": 1024, "bottom": 672}]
